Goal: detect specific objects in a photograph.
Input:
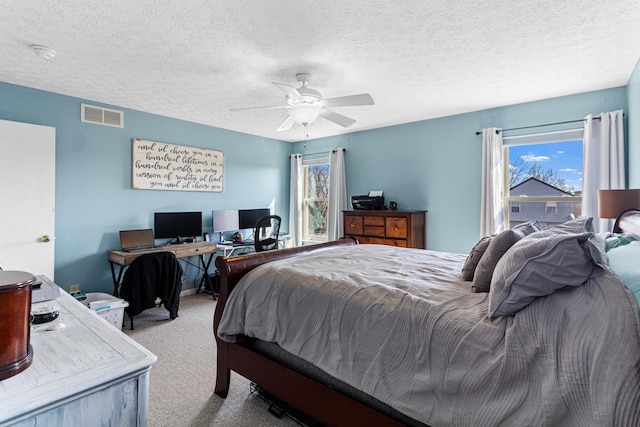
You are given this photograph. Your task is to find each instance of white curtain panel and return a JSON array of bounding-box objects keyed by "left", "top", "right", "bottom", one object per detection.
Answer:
[
  {"left": 582, "top": 110, "right": 625, "bottom": 232},
  {"left": 289, "top": 154, "right": 303, "bottom": 247},
  {"left": 328, "top": 148, "right": 347, "bottom": 241},
  {"left": 480, "top": 128, "right": 504, "bottom": 237}
]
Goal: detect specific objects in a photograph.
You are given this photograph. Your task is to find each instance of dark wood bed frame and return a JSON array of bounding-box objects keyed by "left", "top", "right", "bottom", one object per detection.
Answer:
[
  {"left": 213, "top": 237, "right": 412, "bottom": 426},
  {"left": 213, "top": 209, "right": 640, "bottom": 427}
]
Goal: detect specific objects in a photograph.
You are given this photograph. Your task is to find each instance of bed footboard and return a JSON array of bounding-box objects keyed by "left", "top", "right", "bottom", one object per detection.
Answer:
[{"left": 213, "top": 238, "right": 357, "bottom": 396}]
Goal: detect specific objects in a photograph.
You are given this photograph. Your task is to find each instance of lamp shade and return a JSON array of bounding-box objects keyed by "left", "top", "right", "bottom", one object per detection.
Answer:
[{"left": 598, "top": 189, "right": 640, "bottom": 219}]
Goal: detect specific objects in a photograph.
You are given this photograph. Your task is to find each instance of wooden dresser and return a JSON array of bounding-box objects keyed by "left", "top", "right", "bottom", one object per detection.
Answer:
[{"left": 343, "top": 210, "right": 427, "bottom": 249}]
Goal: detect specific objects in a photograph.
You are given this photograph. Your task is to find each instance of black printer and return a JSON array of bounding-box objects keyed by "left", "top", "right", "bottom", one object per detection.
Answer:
[{"left": 351, "top": 195, "right": 386, "bottom": 210}]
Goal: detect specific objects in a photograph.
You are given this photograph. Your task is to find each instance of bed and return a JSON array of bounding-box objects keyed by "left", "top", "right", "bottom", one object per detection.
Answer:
[{"left": 213, "top": 210, "right": 640, "bottom": 426}]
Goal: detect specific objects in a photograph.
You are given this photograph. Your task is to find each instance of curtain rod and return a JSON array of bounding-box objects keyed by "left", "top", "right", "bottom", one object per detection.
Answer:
[
  {"left": 474, "top": 117, "right": 602, "bottom": 136},
  {"left": 502, "top": 127, "right": 583, "bottom": 141},
  {"left": 294, "top": 148, "right": 345, "bottom": 157}
]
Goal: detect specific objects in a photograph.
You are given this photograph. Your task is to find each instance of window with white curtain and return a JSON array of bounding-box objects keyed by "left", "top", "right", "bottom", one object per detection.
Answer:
[
  {"left": 302, "top": 157, "right": 330, "bottom": 242},
  {"left": 503, "top": 129, "right": 583, "bottom": 228}
]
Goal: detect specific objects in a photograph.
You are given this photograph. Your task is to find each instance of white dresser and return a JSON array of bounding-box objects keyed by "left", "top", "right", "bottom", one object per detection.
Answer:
[{"left": 0, "top": 285, "right": 156, "bottom": 426}]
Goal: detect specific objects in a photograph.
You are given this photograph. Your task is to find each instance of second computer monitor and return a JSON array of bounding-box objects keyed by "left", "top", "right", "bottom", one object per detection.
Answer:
[
  {"left": 238, "top": 208, "right": 271, "bottom": 230},
  {"left": 212, "top": 209, "right": 239, "bottom": 233}
]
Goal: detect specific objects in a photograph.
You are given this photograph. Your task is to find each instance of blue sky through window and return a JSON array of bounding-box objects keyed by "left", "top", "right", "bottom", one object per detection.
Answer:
[{"left": 509, "top": 140, "right": 583, "bottom": 192}]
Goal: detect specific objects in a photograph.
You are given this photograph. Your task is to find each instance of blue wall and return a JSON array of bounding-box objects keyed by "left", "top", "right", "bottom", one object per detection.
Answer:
[
  {"left": 0, "top": 82, "right": 291, "bottom": 293},
  {"left": 0, "top": 80, "right": 633, "bottom": 293},
  {"left": 293, "top": 87, "right": 628, "bottom": 255},
  {"left": 628, "top": 58, "right": 640, "bottom": 187}
]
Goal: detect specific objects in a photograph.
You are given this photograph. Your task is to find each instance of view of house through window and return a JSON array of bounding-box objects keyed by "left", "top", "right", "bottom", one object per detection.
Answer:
[
  {"left": 505, "top": 138, "right": 583, "bottom": 229},
  {"left": 303, "top": 160, "right": 329, "bottom": 241}
]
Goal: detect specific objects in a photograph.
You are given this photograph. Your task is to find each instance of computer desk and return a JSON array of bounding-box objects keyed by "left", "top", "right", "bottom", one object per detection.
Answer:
[
  {"left": 107, "top": 242, "right": 218, "bottom": 299},
  {"left": 215, "top": 234, "right": 292, "bottom": 257},
  {"left": 215, "top": 242, "right": 254, "bottom": 258}
]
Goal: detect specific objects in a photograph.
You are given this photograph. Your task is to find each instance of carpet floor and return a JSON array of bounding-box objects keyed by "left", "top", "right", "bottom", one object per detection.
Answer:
[{"left": 123, "top": 292, "right": 301, "bottom": 427}]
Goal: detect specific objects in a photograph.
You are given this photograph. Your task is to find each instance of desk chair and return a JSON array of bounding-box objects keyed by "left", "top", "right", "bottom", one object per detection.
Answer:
[
  {"left": 254, "top": 215, "right": 281, "bottom": 252},
  {"left": 119, "top": 251, "right": 183, "bottom": 329}
]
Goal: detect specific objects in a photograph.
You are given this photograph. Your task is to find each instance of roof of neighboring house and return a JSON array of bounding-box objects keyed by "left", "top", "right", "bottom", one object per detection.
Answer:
[{"left": 510, "top": 177, "right": 574, "bottom": 196}]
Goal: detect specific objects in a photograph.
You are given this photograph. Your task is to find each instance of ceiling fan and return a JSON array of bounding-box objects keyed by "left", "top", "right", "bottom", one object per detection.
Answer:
[{"left": 230, "top": 73, "right": 375, "bottom": 132}]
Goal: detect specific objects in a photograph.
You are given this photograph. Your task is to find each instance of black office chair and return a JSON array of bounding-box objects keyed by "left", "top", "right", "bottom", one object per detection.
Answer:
[
  {"left": 119, "top": 251, "right": 183, "bottom": 329},
  {"left": 254, "top": 215, "right": 281, "bottom": 252}
]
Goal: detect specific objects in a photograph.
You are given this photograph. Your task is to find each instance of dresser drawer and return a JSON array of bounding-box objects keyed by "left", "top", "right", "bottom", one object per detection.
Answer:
[
  {"left": 363, "top": 216, "right": 385, "bottom": 226},
  {"left": 344, "top": 215, "right": 363, "bottom": 235},
  {"left": 386, "top": 217, "right": 408, "bottom": 239},
  {"left": 363, "top": 226, "right": 385, "bottom": 237}
]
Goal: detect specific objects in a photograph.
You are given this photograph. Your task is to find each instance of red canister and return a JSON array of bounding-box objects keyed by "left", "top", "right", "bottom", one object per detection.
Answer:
[{"left": 0, "top": 271, "right": 35, "bottom": 381}]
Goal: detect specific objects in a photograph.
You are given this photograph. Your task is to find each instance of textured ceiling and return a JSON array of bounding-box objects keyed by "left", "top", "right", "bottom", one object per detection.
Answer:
[{"left": 1, "top": 1, "right": 639, "bottom": 142}]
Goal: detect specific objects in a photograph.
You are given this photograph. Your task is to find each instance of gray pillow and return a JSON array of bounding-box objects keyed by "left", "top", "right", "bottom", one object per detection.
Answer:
[
  {"left": 512, "top": 220, "right": 543, "bottom": 235},
  {"left": 463, "top": 222, "right": 541, "bottom": 282},
  {"left": 488, "top": 231, "right": 603, "bottom": 319},
  {"left": 461, "top": 235, "right": 494, "bottom": 281},
  {"left": 548, "top": 216, "right": 594, "bottom": 233},
  {"left": 471, "top": 229, "right": 526, "bottom": 293}
]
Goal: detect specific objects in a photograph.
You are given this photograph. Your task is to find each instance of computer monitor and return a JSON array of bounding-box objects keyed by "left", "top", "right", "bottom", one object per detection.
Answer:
[
  {"left": 212, "top": 209, "right": 239, "bottom": 233},
  {"left": 238, "top": 208, "right": 271, "bottom": 230},
  {"left": 154, "top": 211, "right": 202, "bottom": 243}
]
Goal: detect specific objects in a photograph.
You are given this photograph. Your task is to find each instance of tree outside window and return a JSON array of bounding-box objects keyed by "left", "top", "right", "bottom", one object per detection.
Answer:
[{"left": 303, "top": 163, "right": 329, "bottom": 241}]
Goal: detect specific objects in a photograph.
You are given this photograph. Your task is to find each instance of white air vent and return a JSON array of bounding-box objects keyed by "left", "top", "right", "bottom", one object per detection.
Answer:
[{"left": 81, "top": 103, "right": 124, "bottom": 128}]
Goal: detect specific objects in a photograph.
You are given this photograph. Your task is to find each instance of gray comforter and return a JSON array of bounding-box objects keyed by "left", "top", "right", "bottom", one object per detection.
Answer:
[{"left": 217, "top": 244, "right": 640, "bottom": 426}]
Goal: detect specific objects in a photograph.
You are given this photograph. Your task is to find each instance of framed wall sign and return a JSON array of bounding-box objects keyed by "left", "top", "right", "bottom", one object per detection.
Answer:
[{"left": 131, "top": 139, "right": 224, "bottom": 192}]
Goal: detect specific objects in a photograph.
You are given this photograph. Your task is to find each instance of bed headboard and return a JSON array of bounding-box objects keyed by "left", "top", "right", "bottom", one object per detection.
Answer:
[{"left": 615, "top": 208, "right": 640, "bottom": 236}]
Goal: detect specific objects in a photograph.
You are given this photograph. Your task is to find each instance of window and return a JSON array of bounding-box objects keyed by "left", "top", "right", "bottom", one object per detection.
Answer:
[
  {"left": 504, "top": 131, "right": 583, "bottom": 229},
  {"left": 302, "top": 158, "right": 329, "bottom": 242},
  {"left": 545, "top": 201, "right": 557, "bottom": 214}
]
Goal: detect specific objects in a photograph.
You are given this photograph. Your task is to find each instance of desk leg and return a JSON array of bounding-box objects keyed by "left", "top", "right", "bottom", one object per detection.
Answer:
[
  {"left": 196, "top": 253, "right": 217, "bottom": 300},
  {"left": 109, "top": 262, "right": 125, "bottom": 297}
]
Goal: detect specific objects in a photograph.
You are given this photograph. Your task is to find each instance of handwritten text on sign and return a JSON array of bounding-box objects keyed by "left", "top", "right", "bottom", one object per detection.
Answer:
[{"left": 131, "top": 139, "right": 224, "bottom": 192}]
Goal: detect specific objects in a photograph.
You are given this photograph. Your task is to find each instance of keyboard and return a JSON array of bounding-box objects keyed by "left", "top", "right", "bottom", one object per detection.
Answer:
[{"left": 232, "top": 240, "right": 254, "bottom": 247}]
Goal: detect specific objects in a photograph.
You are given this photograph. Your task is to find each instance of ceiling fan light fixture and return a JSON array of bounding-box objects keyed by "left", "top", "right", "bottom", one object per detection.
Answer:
[
  {"left": 288, "top": 104, "right": 320, "bottom": 125},
  {"left": 234, "top": 74, "right": 372, "bottom": 132}
]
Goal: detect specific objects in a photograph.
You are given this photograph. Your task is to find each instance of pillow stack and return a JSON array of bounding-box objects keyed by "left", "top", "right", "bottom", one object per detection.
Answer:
[{"left": 461, "top": 217, "right": 603, "bottom": 319}]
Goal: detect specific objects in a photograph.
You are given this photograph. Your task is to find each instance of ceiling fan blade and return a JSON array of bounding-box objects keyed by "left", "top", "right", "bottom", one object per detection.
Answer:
[
  {"left": 320, "top": 93, "right": 374, "bottom": 108},
  {"left": 230, "top": 105, "right": 287, "bottom": 111},
  {"left": 272, "top": 82, "right": 304, "bottom": 102},
  {"left": 319, "top": 109, "right": 357, "bottom": 128},
  {"left": 276, "top": 116, "right": 296, "bottom": 132}
]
